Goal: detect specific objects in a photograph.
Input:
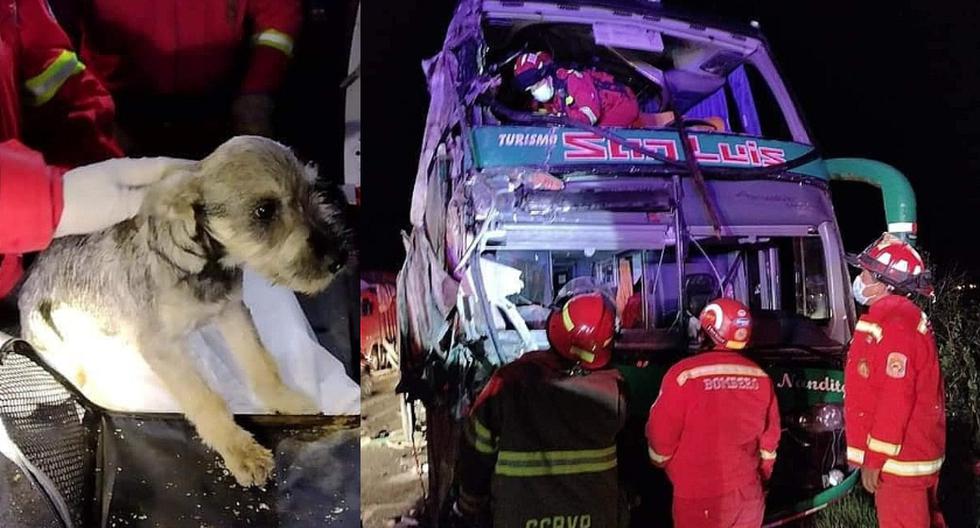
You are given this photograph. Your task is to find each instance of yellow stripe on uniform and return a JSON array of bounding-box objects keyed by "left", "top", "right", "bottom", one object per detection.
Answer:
[
  {"left": 759, "top": 449, "right": 777, "bottom": 460},
  {"left": 24, "top": 50, "right": 85, "bottom": 106},
  {"left": 882, "top": 457, "right": 944, "bottom": 477},
  {"left": 254, "top": 29, "right": 294, "bottom": 57},
  {"left": 466, "top": 417, "right": 497, "bottom": 454},
  {"left": 917, "top": 312, "right": 930, "bottom": 335},
  {"left": 579, "top": 106, "right": 599, "bottom": 125},
  {"left": 855, "top": 320, "right": 883, "bottom": 342},
  {"left": 867, "top": 435, "right": 902, "bottom": 457},
  {"left": 648, "top": 446, "right": 671, "bottom": 464},
  {"left": 675, "top": 364, "right": 768, "bottom": 386},
  {"left": 495, "top": 446, "right": 617, "bottom": 477},
  {"left": 846, "top": 446, "right": 943, "bottom": 477}
]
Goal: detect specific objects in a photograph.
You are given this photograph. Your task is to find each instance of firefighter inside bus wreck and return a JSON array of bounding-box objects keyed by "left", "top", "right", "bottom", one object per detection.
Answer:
[
  {"left": 502, "top": 46, "right": 728, "bottom": 132},
  {"left": 448, "top": 290, "right": 630, "bottom": 528},
  {"left": 510, "top": 50, "right": 643, "bottom": 128}
]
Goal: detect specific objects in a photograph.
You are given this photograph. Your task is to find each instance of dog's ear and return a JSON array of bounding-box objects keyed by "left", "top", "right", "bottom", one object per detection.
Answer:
[
  {"left": 144, "top": 166, "right": 203, "bottom": 223},
  {"left": 143, "top": 167, "right": 210, "bottom": 275}
]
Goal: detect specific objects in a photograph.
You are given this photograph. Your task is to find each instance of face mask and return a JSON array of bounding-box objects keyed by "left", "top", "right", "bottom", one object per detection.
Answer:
[
  {"left": 852, "top": 275, "right": 871, "bottom": 306},
  {"left": 530, "top": 79, "right": 554, "bottom": 103}
]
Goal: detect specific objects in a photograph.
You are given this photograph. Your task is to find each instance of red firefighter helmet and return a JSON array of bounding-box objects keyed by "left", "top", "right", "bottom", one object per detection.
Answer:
[
  {"left": 546, "top": 292, "right": 615, "bottom": 370},
  {"left": 699, "top": 298, "right": 753, "bottom": 350},
  {"left": 845, "top": 232, "right": 933, "bottom": 297},
  {"left": 513, "top": 51, "right": 554, "bottom": 90}
]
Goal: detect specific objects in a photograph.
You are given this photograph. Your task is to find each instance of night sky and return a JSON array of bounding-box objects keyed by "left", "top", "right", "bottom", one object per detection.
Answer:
[{"left": 362, "top": 1, "right": 980, "bottom": 278}]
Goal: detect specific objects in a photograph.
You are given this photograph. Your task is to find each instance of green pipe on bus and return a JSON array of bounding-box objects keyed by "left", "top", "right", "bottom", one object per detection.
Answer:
[{"left": 825, "top": 158, "right": 917, "bottom": 245}]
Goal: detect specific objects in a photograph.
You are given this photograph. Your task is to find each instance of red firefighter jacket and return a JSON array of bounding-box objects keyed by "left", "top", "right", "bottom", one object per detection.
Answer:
[
  {"left": 844, "top": 294, "right": 946, "bottom": 487},
  {"left": 456, "top": 350, "right": 629, "bottom": 528},
  {"left": 533, "top": 68, "right": 640, "bottom": 128},
  {"left": 645, "top": 350, "right": 781, "bottom": 499},
  {"left": 77, "top": 0, "right": 301, "bottom": 97},
  {"left": 0, "top": 140, "right": 65, "bottom": 298},
  {"left": 2, "top": 0, "right": 118, "bottom": 299},
  {"left": 1, "top": 0, "right": 120, "bottom": 167}
]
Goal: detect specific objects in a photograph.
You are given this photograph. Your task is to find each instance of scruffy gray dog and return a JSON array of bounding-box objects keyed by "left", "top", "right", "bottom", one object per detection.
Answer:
[{"left": 18, "top": 136, "right": 350, "bottom": 487}]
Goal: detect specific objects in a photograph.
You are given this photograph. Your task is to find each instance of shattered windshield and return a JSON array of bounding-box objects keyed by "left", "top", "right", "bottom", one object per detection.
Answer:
[
  {"left": 481, "top": 19, "right": 793, "bottom": 140},
  {"left": 481, "top": 235, "right": 833, "bottom": 349}
]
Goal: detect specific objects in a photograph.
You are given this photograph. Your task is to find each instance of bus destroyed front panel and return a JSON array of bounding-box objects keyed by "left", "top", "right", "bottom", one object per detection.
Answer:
[
  {"left": 401, "top": 153, "right": 858, "bottom": 524},
  {"left": 398, "top": 0, "right": 861, "bottom": 524}
]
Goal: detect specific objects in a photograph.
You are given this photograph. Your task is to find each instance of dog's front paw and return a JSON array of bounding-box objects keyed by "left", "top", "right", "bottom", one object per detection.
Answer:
[
  {"left": 222, "top": 431, "right": 275, "bottom": 487},
  {"left": 261, "top": 387, "right": 319, "bottom": 415}
]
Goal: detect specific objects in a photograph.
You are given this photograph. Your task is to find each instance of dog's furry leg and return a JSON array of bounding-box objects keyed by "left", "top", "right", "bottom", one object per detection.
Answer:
[
  {"left": 141, "top": 340, "right": 275, "bottom": 486},
  {"left": 216, "top": 300, "right": 318, "bottom": 414}
]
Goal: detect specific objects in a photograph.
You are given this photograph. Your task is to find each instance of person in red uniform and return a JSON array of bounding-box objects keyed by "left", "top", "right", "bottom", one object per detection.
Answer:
[
  {"left": 1, "top": 0, "right": 187, "bottom": 301},
  {"left": 646, "top": 298, "right": 780, "bottom": 528},
  {"left": 451, "top": 291, "right": 629, "bottom": 528},
  {"left": 844, "top": 232, "right": 947, "bottom": 528},
  {"left": 71, "top": 0, "right": 302, "bottom": 157},
  {"left": 512, "top": 51, "right": 641, "bottom": 128},
  {"left": 0, "top": 143, "right": 192, "bottom": 299},
  {"left": 1, "top": 0, "right": 121, "bottom": 167}
]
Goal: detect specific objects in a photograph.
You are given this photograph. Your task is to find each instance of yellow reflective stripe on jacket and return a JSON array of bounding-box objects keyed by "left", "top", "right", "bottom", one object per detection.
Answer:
[
  {"left": 648, "top": 446, "right": 671, "bottom": 464},
  {"left": 882, "top": 457, "right": 944, "bottom": 477},
  {"left": 855, "top": 320, "right": 883, "bottom": 342},
  {"left": 675, "top": 364, "right": 768, "bottom": 386},
  {"left": 759, "top": 449, "right": 777, "bottom": 461},
  {"left": 578, "top": 106, "right": 599, "bottom": 125},
  {"left": 254, "top": 29, "right": 294, "bottom": 56},
  {"left": 867, "top": 435, "right": 902, "bottom": 457},
  {"left": 24, "top": 50, "right": 85, "bottom": 106},
  {"left": 495, "top": 446, "right": 617, "bottom": 477},
  {"left": 846, "top": 447, "right": 943, "bottom": 477},
  {"left": 466, "top": 417, "right": 497, "bottom": 454},
  {"left": 917, "top": 312, "right": 929, "bottom": 335}
]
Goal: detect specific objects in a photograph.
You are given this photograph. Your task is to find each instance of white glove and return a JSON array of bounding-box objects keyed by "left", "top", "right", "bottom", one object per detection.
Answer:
[{"left": 54, "top": 157, "right": 195, "bottom": 238}]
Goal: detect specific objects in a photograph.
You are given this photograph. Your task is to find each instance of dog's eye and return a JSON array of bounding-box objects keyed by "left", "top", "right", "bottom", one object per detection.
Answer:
[{"left": 252, "top": 200, "right": 278, "bottom": 222}]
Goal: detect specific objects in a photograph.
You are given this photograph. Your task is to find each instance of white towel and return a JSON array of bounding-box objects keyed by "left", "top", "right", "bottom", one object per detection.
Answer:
[{"left": 37, "top": 268, "right": 359, "bottom": 415}]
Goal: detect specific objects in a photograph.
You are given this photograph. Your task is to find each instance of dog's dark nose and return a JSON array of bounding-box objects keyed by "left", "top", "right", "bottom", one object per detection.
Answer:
[{"left": 310, "top": 227, "right": 347, "bottom": 273}]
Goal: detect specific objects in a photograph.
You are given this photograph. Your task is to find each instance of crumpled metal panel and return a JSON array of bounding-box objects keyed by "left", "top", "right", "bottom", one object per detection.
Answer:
[
  {"left": 397, "top": 230, "right": 460, "bottom": 372},
  {"left": 409, "top": 0, "right": 483, "bottom": 228}
]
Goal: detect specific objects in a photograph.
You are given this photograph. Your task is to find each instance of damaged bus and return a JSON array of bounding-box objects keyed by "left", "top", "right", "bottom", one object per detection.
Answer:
[{"left": 397, "top": 0, "right": 920, "bottom": 525}]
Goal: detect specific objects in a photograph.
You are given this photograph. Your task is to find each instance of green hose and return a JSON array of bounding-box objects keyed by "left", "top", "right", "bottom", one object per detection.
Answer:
[{"left": 825, "top": 158, "right": 918, "bottom": 244}]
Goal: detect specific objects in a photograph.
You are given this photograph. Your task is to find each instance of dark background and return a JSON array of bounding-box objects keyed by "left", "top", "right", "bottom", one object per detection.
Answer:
[{"left": 362, "top": 0, "right": 980, "bottom": 279}]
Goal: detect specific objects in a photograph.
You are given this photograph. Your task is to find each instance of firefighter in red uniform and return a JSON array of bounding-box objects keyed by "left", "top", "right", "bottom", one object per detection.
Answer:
[
  {"left": 451, "top": 291, "right": 629, "bottom": 527},
  {"left": 1, "top": 0, "right": 190, "bottom": 299},
  {"left": 844, "top": 233, "right": 947, "bottom": 528},
  {"left": 1, "top": 0, "right": 120, "bottom": 167},
  {"left": 646, "top": 298, "right": 780, "bottom": 528},
  {"left": 72, "top": 0, "right": 302, "bottom": 157},
  {"left": 512, "top": 51, "right": 641, "bottom": 128}
]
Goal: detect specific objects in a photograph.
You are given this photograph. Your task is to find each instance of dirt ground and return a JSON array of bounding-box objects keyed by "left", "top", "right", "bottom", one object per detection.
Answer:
[{"left": 360, "top": 371, "right": 428, "bottom": 528}]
